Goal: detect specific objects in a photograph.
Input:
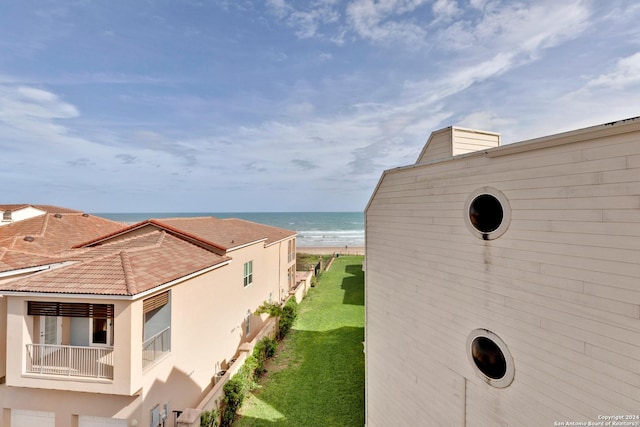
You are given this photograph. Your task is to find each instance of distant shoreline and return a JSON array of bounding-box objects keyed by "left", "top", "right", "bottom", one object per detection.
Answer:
[{"left": 297, "top": 246, "right": 365, "bottom": 255}]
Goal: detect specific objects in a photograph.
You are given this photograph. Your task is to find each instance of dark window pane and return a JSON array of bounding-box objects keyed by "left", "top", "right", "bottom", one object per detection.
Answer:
[{"left": 471, "top": 337, "right": 507, "bottom": 379}]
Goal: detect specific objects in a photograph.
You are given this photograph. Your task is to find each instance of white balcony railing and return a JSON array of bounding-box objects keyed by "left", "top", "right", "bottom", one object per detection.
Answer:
[
  {"left": 26, "top": 344, "right": 114, "bottom": 379},
  {"left": 142, "top": 326, "right": 171, "bottom": 368}
]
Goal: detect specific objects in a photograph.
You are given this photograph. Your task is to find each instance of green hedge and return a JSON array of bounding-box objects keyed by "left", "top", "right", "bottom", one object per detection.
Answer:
[
  {"left": 219, "top": 298, "right": 297, "bottom": 426},
  {"left": 278, "top": 298, "right": 298, "bottom": 340},
  {"left": 219, "top": 336, "right": 278, "bottom": 427}
]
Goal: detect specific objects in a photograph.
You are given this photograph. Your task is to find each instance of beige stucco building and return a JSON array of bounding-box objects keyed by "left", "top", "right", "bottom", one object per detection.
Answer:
[
  {"left": 365, "top": 118, "right": 640, "bottom": 425},
  {"left": 0, "top": 211, "right": 296, "bottom": 427}
]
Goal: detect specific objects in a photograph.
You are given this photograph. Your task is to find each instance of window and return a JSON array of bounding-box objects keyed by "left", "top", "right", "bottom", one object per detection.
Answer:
[
  {"left": 90, "top": 317, "right": 113, "bottom": 346},
  {"left": 142, "top": 291, "right": 171, "bottom": 367},
  {"left": 244, "top": 261, "right": 253, "bottom": 287},
  {"left": 469, "top": 194, "right": 503, "bottom": 233},
  {"left": 466, "top": 329, "right": 514, "bottom": 388},
  {"left": 288, "top": 239, "right": 296, "bottom": 263},
  {"left": 464, "top": 187, "right": 511, "bottom": 240}
]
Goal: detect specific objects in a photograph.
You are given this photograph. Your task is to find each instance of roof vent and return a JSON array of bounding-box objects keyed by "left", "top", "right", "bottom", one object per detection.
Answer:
[
  {"left": 82, "top": 213, "right": 89, "bottom": 217},
  {"left": 54, "top": 213, "right": 62, "bottom": 218},
  {"left": 23, "top": 236, "right": 35, "bottom": 242}
]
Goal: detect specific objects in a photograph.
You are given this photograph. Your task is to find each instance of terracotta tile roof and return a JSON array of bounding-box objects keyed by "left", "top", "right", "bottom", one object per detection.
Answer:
[
  {"left": 0, "top": 248, "right": 62, "bottom": 272},
  {"left": 0, "top": 204, "right": 82, "bottom": 213},
  {"left": 154, "top": 217, "right": 296, "bottom": 250},
  {"left": 0, "top": 230, "right": 230, "bottom": 295},
  {"left": 0, "top": 212, "right": 125, "bottom": 255},
  {"left": 76, "top": 217, "right": 296, "bottom": 252}
]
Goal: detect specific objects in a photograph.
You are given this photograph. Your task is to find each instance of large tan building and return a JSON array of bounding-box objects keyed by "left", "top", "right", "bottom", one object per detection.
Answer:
[
  {"left": 0, "top": 210, "right": 296, "bottom": 427},
  {"left": 365, "top": 118, "right": 640, "bottom": 425}
]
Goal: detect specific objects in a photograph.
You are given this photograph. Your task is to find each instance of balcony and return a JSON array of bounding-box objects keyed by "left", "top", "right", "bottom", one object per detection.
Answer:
[
  {"left": 26, "top": 344, "right": 114, "bottom": 379},
  {"left": 142, "top": 326, "right": 171, "bottom": 368}
]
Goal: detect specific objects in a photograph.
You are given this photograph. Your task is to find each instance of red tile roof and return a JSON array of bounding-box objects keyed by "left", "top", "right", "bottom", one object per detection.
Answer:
[
  {"left": 0, "top": 230, "right": 230, "bottom": 295},
  {"left": 0, "top": 204, "right": 82, "bottom": 213},
  {"left": 78, "top": 217, "right": 296, "bottom": 251},
  {"left": 157, "top": 217, "right": 296, "bottom": 250},
  {"left": 0, "top": 211, "right": 293, "bottom": 297},
  {"left": 0, "top": 248, "right": 61, "bottom": 272},
  {"left": 0, "top": 212, "right": 125, "bottom": 254}
]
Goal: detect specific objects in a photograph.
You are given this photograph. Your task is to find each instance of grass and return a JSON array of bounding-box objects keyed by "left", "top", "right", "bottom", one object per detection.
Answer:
[{"left": 235, "top": 255, "right": 365, "bottom": 427}]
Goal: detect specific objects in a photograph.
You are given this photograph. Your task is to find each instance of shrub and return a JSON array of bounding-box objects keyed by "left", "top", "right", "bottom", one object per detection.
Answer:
[
  {"left": 253, "top": 301, "right": 281, "bottom": 317},
  {"left": 220, "top": 375, "right": 245, "bottom": 427},
  {"left": 253, "top": 336, "right": 278, "bottom": 377},
  {"left": 278, "top": 298, "right": 298, "bottom": 340},
  {"left": 200, "top": 408, "right": 220, "bottom": 427},
  {"left": 220, "top": 337, "right": 279, "bottom": 426}
]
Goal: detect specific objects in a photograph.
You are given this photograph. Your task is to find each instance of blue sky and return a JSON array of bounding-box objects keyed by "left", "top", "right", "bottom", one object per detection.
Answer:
[{"left": 1, "top": 0, "right": 639, "bottom": 212}]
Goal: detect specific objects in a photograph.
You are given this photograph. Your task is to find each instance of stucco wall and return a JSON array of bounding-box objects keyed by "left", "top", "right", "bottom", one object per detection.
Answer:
[
  {"left": 1, "top": 237, "right": 296, "bottom": 427},
  {"left": 365, "top": 121, "right": 640, "bottom": 426}
]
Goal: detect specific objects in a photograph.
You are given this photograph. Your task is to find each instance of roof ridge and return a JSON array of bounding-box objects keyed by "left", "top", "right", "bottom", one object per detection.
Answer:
[
  {"left": 35, "top": 213, "right": 51, "bottom": 237},
  {"left": 149, "top": 219, "right": 228, "bottom": 251},
  {"left": 154, "top": 216, "right": 215, "bottom": 221},
  {"left": 120, "top": 250, "right": 138, "bottom": 295},
  {"left": 155, "top": 230, "right": 166, "bottom": 246}
]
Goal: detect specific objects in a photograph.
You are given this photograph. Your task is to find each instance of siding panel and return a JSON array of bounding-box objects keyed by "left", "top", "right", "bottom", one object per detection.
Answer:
[{"left": 366, "top": 120, "right": 640, "bottom": 426}]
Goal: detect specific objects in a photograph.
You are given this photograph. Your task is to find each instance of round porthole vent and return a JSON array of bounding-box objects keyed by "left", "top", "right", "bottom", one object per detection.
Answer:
[
  {"left": 467, "top": 329, "right": 514, "bottom": 388},
  {"left": 464, "top": 187, "right": 511, "bottom": 240}
]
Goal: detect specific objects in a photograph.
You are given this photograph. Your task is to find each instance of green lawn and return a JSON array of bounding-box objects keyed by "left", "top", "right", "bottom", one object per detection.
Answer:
[{"left": 235, "top": 255, "right": 365, "bottom": 427}]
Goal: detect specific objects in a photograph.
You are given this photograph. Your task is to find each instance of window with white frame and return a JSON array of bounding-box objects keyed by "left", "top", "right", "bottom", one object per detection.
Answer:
[{"left": 243, "top": 261, "right": 253, "bottom": 287}]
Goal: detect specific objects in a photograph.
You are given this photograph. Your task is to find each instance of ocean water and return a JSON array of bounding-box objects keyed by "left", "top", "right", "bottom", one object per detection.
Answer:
[{"left": 94, "top": 212, "right": 365, "bottom": 248}]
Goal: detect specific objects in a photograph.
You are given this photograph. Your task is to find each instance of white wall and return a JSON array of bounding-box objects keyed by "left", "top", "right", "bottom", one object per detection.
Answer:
[{"left": 366, "top": 121, "right": 640, "bottom": 426}]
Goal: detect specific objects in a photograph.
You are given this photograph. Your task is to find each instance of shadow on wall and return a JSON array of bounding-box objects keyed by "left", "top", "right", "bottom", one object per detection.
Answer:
[
  {"left": 342, "top": 264, "right": 364, "bottom": 306},
  {"left": 234, "top": 326, "right": 365, "bottom": 427},
  {"left": 146, "top": 366, "right": 207, "bottom": 426}
]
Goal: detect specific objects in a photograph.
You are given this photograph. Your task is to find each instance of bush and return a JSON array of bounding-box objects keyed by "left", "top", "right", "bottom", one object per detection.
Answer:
[
  {"left": 253, "top": 301, "right": 281, "bottom": 317},
  {"left": 220, "top": 375, "right": 246, "bottom": 427},
  {"left": 200, "top": 408, "right": 220, "bottom": 427},
  {"left": 278, "top": 298, "right": 298, "bottom": 340},
  {"left": 253, "top": 336, "right": 278, "bottom": 377},
  {"left": 219, "top": 337, "right": 278, "bottom": 426}
]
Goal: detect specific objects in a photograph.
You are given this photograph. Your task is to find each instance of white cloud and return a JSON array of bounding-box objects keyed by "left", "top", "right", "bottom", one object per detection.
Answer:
[
  {"left": 456, "top": 111, "right": 514, "bottom": 132},
  {"left": 0, "top": 85, "right": 78, "bottom": 120},
  {"left": 266, "top": 0, "right": 339, "bottom": 39},
  {"left": 585, "top": 52, "right": 640, "bottom": 89},
  {"left": 345, "top": 0, "right": 429, "bottom": 45},
  {"left": 432, "top": 0, "right": 460, "bottom": 21}
]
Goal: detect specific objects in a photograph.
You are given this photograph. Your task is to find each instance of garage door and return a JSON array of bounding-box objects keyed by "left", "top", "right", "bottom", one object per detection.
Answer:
[
  {"left": 79, "top": 416, "right": 127, "bottom": 427},
  {"left": 11, "top": 409, "right": 55, "bottom": 427}
]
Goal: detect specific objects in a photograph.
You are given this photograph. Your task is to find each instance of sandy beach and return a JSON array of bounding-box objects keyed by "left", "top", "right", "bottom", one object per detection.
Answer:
[{"left": 297, "top": 246, "right": 365, "bottom": 255}]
